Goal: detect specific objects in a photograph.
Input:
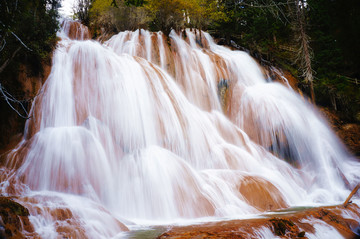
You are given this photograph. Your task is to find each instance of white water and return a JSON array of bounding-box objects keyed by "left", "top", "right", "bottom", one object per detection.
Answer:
[
  {"left": 301, "top": 218, "right": 344, "bottom": 239},
  {"left": 1, "top": 20, "right": 359, "bottom": 238}
]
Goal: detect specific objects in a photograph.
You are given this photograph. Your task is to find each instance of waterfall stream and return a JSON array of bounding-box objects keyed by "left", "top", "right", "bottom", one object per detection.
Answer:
[{"left": 1, "top": 20, "right": 359, "bottom": 238}]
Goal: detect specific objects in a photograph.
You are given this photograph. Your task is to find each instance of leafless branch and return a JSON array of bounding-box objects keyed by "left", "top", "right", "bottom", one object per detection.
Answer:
[
  {"left": 0, "top": 38, "right": 6, "bottom": 51},
  {"left": 0, "top": 46, "right": 21, "bottom": 74},
  {"left": 10, "top": 31, "right": 32, "bottom": 51},
  {"left": 240, "top": 0, "right": 294, "bottom": 24},
  {"left": 0, "top": 83, "right": 30, "bottom": 119}
]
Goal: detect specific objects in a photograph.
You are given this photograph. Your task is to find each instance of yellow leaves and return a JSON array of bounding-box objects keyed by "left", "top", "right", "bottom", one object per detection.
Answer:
[
  {"left": 145, "top": 0, "right": 189, "bottom": 15},
  {"left": 89, "top": 0, "right": 230, "bottom": 33},
  {"left": 90, "top": 0, "right": 112, "bottom": 16},
  {"left": 185, "top": 0, "right": 229, "bottom": 28}
]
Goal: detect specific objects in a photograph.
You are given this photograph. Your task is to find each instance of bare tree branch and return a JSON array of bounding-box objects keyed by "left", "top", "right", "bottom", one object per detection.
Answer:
[
  {"left": 0, "top": 46, "right": 21, "bottom": 74},
  {"left": 239, "top": 1, "right": 293, "bottom": 25},
  {"left": 293, "top": 0, "right": 314, "bottom": 102},
  {"left": 0, "top": 38, "right": 6, "bottom": 51},
  {"left": 0, "top": 82, "right": 30, "bottom": 119},
  {"left": 10, "top": 31, "right": 32, "bottom": 51}
]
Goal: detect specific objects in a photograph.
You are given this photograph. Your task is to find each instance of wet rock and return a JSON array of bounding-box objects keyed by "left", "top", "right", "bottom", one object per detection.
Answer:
[
  {"left": 61, "top": 20, "right": 91, "bottom": 40},
  {"left": 321, "top": 108, "right": 360, "bottom": 157},
  {"left": 352, "top": 225, "right": 360, "bottom": 238},
  {"left": 0, "top": 60, "right": 51, "bottom": 153},
  {"left": 157, "top": 204, "right": 360, "bottom": 239},
  {"left": 238, "top": 176, "right": 288, "bottom": 211},
  {"left": 270, "top": 69, "right": 299, "bottom": 91},
  {"left": 298, "top": 231, "right": 306, "bottom": 237},
  {"left": 0, "top": 196, "right": 36, "bottom": 238},
  {"left": 217, "top": 79, "right": 230, "bottom": 113},
  {"left": 270, "top": 218, "right": 299, "bottom": 237},
  {"left": 338, "top": 124, "right": 360, "bottom": 156}
]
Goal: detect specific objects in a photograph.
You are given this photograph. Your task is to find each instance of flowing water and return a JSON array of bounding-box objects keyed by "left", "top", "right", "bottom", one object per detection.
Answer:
[{"left": 1, "top": 20, "right": 360, "bottom": 238}]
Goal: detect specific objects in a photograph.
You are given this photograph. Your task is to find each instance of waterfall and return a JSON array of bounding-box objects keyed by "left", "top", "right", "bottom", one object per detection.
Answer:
[{"left": 1, "top": 20, "right": 359, "bottom": 238}]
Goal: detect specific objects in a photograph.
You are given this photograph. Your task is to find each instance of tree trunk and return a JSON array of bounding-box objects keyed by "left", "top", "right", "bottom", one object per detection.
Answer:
[
  {"left": 344, "top": 184, "right": 360, "bottom": 207},
  {"left": 295, "top": 0, "right": 315, "bottom": 103}
]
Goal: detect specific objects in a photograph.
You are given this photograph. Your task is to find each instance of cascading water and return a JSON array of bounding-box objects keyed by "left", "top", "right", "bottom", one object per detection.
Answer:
[{"left": 1, "top": 19, "right": 359, "bottom": 238}]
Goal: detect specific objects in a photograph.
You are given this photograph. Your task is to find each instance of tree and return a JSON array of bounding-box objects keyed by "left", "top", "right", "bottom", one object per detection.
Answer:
[
  {"left": 74, "top": 0, "right": 93, "bottom": 25},
  {"left": 307, "top": 0, "right": 360, "bottom": 120},
  {"left": 89, "top": 0, "right": 151, "bottom": 34},
  {"left": 124, "top": 0, "right": 146, "bottom": 7},
  {"left": 88, "top": 0, "right": 228, "bottom": 35},
  {"left": 0, "top": 0, "right": 59, "bottom": 75},
  {"left": 145, "top": 0, "right": 189, "bottom": 35},
  {"left": 0, "top": 0, "right": 59, "bottom": 117},
  {"left": 292, "top": 0, "right": 314, "bottom": 102},
  {"left": 187, "top": 0, "right": 229, "bottom": 31},
  {"left": 0, "top": 0, "right": 59, "bottom": 149}
]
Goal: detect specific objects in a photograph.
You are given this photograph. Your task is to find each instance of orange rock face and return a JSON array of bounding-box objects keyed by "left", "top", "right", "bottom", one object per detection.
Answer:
[
  {"left": 0, "top": 59, "right": 51, "bottom": 154},
  {"left": 157, "top": 204, "right": 360, "bottom": 239},
  {"left": 0, "top": 197, "right": 37, "bottom": 238},
  {"left": 321, "top": 107, "right": 360, "bottom": 157},
  {"left": 238, "top": 176, "right": 288, "bottom": 211},
  {"left": 61, "top": 20, "right": 91, "bottom": 40}
]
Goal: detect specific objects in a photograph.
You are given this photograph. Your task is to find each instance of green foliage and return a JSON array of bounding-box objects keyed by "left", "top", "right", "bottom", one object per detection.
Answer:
[
  {"left": 88, "top": 0, "right": 229, "bottom": 35},
  {"left": 186, "top": 0, "right": 229, "bottom": 30},
  {"left": 307, "top": 0, "right": 360, "bottom": 121},
  {"left": 0, "top": 0, "right": 59, "bottom": 77},
  {"left": 125, "top": 0, "right": 146, "bottom": 7},
  {"left": 0, "top": 0, "right": 59, "bottom": 144},
  {"left": 74, "top": 0, "right": 93, "bottom": 25},
  {"left": 210, "top": 1, "right": 291, "bottom": 53},
  {"left": 90, "top": 0, "right": 150, "bottom": 34},
  {"left": 145, "top": 0, "right": 186, "bottom": 34},
  {"left": 308, "top": 0, "right": 360, "bottom": 77}
]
